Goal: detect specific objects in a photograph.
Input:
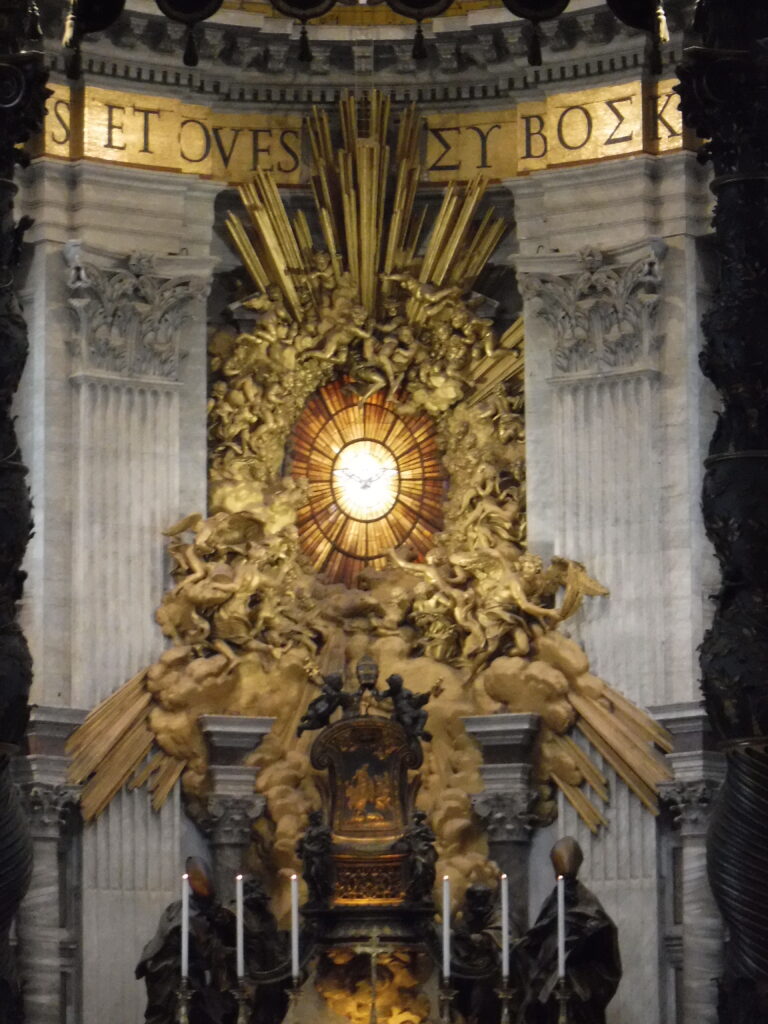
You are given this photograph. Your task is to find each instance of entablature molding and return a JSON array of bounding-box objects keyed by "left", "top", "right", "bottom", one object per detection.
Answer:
[{"left": 36, "top": 0, "right": 695, "bottom": 102}]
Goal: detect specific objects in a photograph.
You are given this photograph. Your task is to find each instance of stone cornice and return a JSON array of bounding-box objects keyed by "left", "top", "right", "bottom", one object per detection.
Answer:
[{"left": 37, "top": 0, "right": 695, "bottom": 107}]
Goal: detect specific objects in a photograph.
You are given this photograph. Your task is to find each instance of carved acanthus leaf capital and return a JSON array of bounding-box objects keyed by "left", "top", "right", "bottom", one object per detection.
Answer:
[
  {"left": 195, "top": 793, "right": 265, "bottom": 846},
  {"left": 473, "top": 790, "right": 536, "bottom": 844},
  {"left": 63, "top": 241, "right": 211, "bottom": 381},
  {"left": 518, "top": 241, "right": 666, "bottom": 377},
  {"left": 17, "top": 781, "right": 79, "bottom": 837},
  {"left": 659, "top": 778, "right": 721, "bottom": 834}
]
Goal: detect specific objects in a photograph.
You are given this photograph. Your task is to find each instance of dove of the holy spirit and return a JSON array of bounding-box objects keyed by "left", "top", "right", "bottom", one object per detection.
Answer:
[{"left": 332, "top": 441, "right": 399, "bottom": 520}]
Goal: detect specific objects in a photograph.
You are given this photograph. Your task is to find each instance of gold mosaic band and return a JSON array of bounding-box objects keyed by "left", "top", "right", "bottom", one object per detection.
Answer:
[{"left": 34, "top": 77, "right": 687, "bottom": 185}]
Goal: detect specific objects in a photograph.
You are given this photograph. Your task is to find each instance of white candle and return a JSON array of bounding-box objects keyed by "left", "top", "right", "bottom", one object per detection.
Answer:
[
  {"left": 181, "top": 873, "right": 190, "bottom": 979},
  {"left": 236, "top": 874, "right": 245, "bottom": 979},
  {"left": 500, "top": 873, "right": 509, "bottom": 981},
  {"left": 557, "top": 874, "right": 566, "bottom": 979},
  {"left": 290, "top": 873, "right": 300, "bottom": 982},
  {"left": 442, "top": 875, "right": 451, "bottom": 982}
]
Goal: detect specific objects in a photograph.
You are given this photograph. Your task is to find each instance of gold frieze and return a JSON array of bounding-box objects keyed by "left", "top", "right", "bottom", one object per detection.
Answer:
[{"left": 36, "top": 78, "right": 687, "bottom": 186}]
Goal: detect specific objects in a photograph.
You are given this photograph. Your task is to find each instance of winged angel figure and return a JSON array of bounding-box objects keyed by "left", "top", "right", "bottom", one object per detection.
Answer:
[{"left": 67, "top": 92, "right": 671, "bottom": 915}]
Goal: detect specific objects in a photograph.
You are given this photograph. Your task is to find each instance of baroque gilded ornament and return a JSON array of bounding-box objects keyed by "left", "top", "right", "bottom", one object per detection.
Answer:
[{"left": 67, "top": 90, "right": 671, "bottom": 916}]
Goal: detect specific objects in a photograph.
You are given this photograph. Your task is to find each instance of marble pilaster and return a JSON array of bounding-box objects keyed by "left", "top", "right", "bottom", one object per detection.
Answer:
[
  {"left": 14, "top": 160, "right": 221, "bottom": 1024},
  {"left": 463, "top": 714, "right": 538, "bottom": 932},
  {"left": 13, "top": 706, "right": 84, "bottom": 1024},
  {"left": 509, "top": 153, "right": 714, "bottom": 1024},
  {"left": 656, "top": 703, "right": 725, "bottom": 1024}
]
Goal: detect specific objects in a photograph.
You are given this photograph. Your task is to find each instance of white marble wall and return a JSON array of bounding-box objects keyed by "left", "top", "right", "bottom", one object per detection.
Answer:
[
  {"left": 81, "top": 787, "right": 182, "bottom": 1022},
  {"left": 15, "top": 159, "right": 220, "bottom": 1023},
  {"left": 511, "top": 152, "right": 715, "bottom": 1024}
]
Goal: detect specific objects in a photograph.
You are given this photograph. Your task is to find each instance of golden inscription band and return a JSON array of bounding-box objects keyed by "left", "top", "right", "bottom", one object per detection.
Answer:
[{"left": 35, "top": 78, "right": 687, "bottom": 185}]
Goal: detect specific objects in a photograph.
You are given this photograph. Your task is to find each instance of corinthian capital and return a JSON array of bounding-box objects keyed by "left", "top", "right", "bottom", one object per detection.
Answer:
[
  {"left": 517, "top": 239, "right": 666, "bottom": 377},
  {"left": 17, "top": 781, "right": 79, "bottom": 838},
  {"left": 473, "top": 790, "right": 535, "bottom": 844},
  {"left": 197, "top": 793, "right": 265, "bottom": 847},
  {"left": 63, "top": 241, "right": 211, "bottom": 381},
  {"left": 659, "top": 778, "right": 721, "bottom": 836}
]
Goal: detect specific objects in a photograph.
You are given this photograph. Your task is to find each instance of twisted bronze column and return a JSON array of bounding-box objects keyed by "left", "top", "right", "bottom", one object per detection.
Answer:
[
  {"left": 0, "top": 3, "right": 47, "bottom": 1021},
  {"left": 676, "top": 3, "right": 768, "bottom": 1018}
]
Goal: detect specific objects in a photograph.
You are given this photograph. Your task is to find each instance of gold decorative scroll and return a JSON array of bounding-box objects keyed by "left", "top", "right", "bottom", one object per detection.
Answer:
[{"left": 36, "top": 78, "right": 687, "bottom": 186}]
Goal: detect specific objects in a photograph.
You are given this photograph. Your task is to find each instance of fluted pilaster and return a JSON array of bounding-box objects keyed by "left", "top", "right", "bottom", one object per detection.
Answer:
[
  {"left": 661, "top": 779, "right": 723, "bottom": 1024},
  {"left": 63, "top": 242, "right": 212, "bottom": 706},
  {"left": 14, "top": 781, "right": 79, "bottom": 1024},
  {"left": 55, "top": 232, "right": 215, "bottom": 1024},
  {"left": 516, "top": 236, "right": 672, "bottom": 1024}
]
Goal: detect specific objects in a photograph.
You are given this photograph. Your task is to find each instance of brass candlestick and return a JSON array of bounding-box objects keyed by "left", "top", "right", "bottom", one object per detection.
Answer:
[
  {"left": 438, "top": 981, "right": 456, "bottom": 1024},
  {"left": 283, "top": 976, "right": 302, "bottom": 1024},
  {"left": 555, "top": 976, "right": 570, "bottom": 1024},
  {"left": 495, "top": 980, "right": 515, "bottom": 1024},
  {"left": 175, "top": 978, "right": 191, "bottom": 1024},
  {"left": 236, "top": 980, "right": 249, "bottom": 1024}
]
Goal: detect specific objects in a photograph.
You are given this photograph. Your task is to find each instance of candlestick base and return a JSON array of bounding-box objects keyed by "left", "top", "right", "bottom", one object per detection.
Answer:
[
  {"left": 282, "top": 977, "right": 302, "bottom": 1024},
  {"left": 555, "top": 976, "right": 571, "bottom": 1024},
  {"left": 236, "top": 981, "right": 249, "bottom": 1024},
  {"left": 495, "top": 981, "right": 516, "bottom": 1024},
  {"left": 175, "top": 979, "right": 191, "bottom": 1024},
  {"left": 438, "top": 982, "right": 456, "bottom": 1024}
]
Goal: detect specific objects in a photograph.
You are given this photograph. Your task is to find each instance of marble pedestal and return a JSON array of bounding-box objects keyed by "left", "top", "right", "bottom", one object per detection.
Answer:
[{"left": 197, "top": 716, "right": 274, "bottom": 905}]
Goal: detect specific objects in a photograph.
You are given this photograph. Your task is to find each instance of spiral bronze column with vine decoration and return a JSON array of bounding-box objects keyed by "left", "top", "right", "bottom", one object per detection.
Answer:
[
  {"left": 676, "top": 2, "right": 768, "bottom": 1019},
  {"left": 0, "top": 3, "right": 47, "bottom": 1021}
]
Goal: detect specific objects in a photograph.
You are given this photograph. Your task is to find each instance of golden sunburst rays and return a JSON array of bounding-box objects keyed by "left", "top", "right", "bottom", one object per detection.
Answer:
[
  {"left": 65, "top": 669, "right": 185, "bottom": 821},
  {"left": 466, "top": 317, "right": 525, "bottom": 406},
  {"left": 225, "top": 90, "right": 506, "bottom": 320},
  {"left": 289, "top": 379, "right": 445, "bottom": 585}
]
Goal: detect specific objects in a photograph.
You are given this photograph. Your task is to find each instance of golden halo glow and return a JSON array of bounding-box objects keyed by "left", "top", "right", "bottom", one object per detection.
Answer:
[
  {"left": 332, "top": 441, "right": 399, "bottom": 521},
  {"left": 290, "top": 380, "right": 445, "bottom": 585}
]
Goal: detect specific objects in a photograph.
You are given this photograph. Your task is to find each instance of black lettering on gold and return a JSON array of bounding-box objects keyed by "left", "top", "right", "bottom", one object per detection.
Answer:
[
  {"left": 467, "top": 124, "right": 501, "bottom": 169},
  {"left": 133, "top": 107, "right": 161, "bottom": 154},
  {"left": 521, "top": 115, "right": 547, "bottom": 160},
  {"left": 51, "top": 99, "right": 70, "bottom": 146},
  {"left": 427, "top": 126, "right": 461, "bottom": 172},
  {"left": 605, "top": 97, "right": 634, "bottom": 145},
  {"left": 180, "top": 119, "right": 211, "bottom": 163},
  {"left": 212, "top": 126, "right": 244, "bottom": 169},
  {"left": 654, "top": 92, "right": 681, "bottom": 139},
  {"left": 556, "top": 105, "right": 592, "bottom": 151},
  {"left": 105, "top": 104, "right": 126, "bottom": 151},
  {"left": 277, "top": 129, "right": 300, "bottom": 174},
  {"left": 248, "top": 128, "right": 273, "bottom": 171}
]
